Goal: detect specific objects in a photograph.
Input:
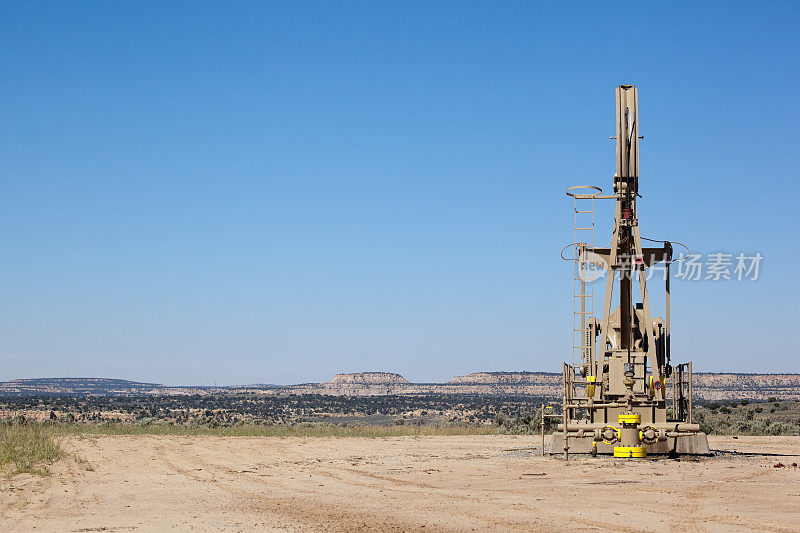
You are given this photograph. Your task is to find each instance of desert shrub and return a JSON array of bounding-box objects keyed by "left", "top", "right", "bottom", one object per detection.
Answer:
[
  {"left": 740, "top": 399, "right": 749, "bottom": 406},
  {"left": 710, "top": 415, "right": 800, "bottom": 436},
  {"left": 720, "top": 407, "right": 731, "bottom": 414},
  {"left": 706, "top": 402, "right": 720, "bottom": 410},
  {"left": 495, "top": 407, "right": 558, "bottom": 435}
]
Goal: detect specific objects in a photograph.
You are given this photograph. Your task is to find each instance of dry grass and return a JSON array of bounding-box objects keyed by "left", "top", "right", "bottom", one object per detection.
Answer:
[
  {"left": 53, "top": 421, "right": 500, "bottom": 438},
  {"left": 0, "top": 421, "right": 498, "bottom": 477},
  {"left": 0, "top": 423, "right": 64, "bottom": 476}
]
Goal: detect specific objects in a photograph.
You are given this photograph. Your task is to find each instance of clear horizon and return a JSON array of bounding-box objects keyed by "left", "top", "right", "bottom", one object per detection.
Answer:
[
  {"left": 1, "top": 2, "right": 798, "bottom": 385},
  {"left": 4, "top": 368, "right": 800, "bottom": 389}
]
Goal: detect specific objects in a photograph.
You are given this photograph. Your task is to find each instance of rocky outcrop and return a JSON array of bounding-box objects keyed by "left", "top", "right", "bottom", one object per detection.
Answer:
[
  {"left": 447, "top": 372, "right": 557, "bottom": 385},
  {"left": 2, "top": 372, "right": 798, "bottom": 400},
  {"left": 258, "top": 372, "right": 800, "bottom": 400},
  {"left": 330, "top": 372, "right": 409, "bottom": 385},
  {"left": 693, "top": 373, "right": 800, "bottom": 401}
]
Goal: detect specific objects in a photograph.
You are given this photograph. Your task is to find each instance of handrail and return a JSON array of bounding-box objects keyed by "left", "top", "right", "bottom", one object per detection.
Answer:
[{"left": 566, "top": 185, "right": 602, "bottom": 198}]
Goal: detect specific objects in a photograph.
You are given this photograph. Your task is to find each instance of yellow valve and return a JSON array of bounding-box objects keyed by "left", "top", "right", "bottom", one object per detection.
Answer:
[
  {"left": 618, "top": 413, "right": 641, "bottom": 425},
  {"left": 601, "top": 425, "right": 620, "bottom": 445},
  {"left": 613, "top": 446, "right": 647, "bottom": 458},
  {"left": 586, "top": 376, "right": 596, "bottom": 397},
  {"left": 640, "top": 426, "right": 659, "bottom": 445}
]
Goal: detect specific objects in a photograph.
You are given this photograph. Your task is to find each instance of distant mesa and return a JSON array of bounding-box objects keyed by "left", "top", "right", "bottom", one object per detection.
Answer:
[
  {"left": 329, "top": 372, "right": 409, "bottom": 385},
  {"left": 2, "top": 372, "right": 799, "bottom": 401},
  {"left": 447, "top": 371, "right": 554, "bottom": 384}
]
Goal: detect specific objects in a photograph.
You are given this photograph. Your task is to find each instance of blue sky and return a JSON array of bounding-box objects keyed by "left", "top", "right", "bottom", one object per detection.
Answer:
[{"left": 0, "top": 2, "right": 798, "bottom": 385}]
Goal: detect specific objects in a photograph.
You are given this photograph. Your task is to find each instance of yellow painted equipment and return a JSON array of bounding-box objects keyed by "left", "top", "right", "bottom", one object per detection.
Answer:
[
  {"left": 618, "top": 413, "right": 641, "bottom": 424},
  {"left": 613, "top": 446, "right": 647, "bottom": 458}
]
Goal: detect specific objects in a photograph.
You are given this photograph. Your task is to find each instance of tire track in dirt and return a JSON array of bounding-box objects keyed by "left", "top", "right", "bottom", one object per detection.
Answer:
[
  {"left": 668, "top": 461, "right": 789, "bottom": 532},
  {"left": 157, "top": 441, "right": 437, "bottom": 532},
  {"left": 157, "top": 438, "right": 575, "bottom": 531},
  {"left": 5, "top": 435, "right": 799, "bottom": 532}
]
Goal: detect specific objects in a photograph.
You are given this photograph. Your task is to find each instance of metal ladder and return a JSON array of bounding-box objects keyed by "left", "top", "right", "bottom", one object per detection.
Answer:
[
  {"left": 670, "top": 362, "right": 693, "bottom": 423},
  {"left": 572, "top": 193, "right": 596, "bottom": 368}
]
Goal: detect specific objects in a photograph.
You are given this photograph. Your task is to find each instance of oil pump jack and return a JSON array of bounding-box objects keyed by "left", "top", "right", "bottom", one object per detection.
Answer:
[{"left": 550, "top": 85, "right": 710, "bottom": 458}]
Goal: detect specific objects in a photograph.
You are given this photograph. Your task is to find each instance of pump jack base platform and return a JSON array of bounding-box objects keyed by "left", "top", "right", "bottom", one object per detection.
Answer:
[{"left": 548, "top": 432, "right": 711, "bottom": 456}]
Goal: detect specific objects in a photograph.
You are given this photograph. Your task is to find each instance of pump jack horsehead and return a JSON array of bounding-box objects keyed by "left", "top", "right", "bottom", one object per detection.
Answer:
[{"left": 550, "top": 85, "right": 710, "bottom": 458}]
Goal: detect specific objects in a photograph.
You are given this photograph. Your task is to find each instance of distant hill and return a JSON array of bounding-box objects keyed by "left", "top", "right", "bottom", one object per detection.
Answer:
[
  {"left": 1, "top": 372, "right": 798, "bottom": 401},
  {"left": 0, "top": 378, "right": 227, "bottom": 397}
]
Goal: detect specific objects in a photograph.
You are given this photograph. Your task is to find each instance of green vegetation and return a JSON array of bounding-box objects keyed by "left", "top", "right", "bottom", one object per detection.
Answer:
[
  {"left": 695, "top": 399, "right": 800, "bottom": 436},
  {"left": 0, "top": 421, "right": 63, "bottom": 476},
  {"left": 494, "top": 406, "right": 560, "bottom": 435},
  {"left": 0, "top": 393, "right": 547, "bottom": 427}
]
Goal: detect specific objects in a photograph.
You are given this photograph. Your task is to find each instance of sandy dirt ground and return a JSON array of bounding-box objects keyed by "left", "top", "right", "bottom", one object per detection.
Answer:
[{"left": 1, "top": 435, "right": 799, "bottom": 532}]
